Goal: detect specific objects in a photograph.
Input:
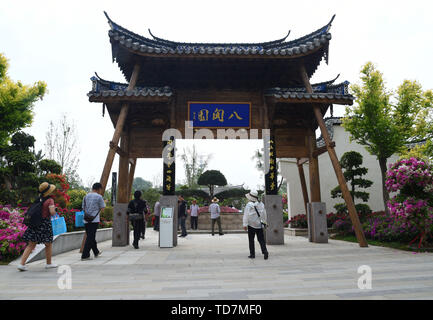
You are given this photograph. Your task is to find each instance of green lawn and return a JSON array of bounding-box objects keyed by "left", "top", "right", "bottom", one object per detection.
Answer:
[{"left": 330, "top": 234, "right": 433, "bottom": 252}]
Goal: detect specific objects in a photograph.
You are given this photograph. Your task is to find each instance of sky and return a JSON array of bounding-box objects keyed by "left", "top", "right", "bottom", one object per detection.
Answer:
[{"left": 1, "top": 0, "right": 432, "bottom": 191}]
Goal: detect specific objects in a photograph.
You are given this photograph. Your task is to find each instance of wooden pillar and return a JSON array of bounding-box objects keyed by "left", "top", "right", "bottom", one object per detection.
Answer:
[
  {"left": 117, "top": 133, "right": 130, "bottom": 245},
  {"left": 308, "top": 133, "right": 321, "bottom": 202},
  {"left": 99, "top": 63, "right": 140, "bottom": 194},
  {"left": 127, "top": 158, "right": 137, "bottom": 201},
  {"left": 117, "top": 134, "right": 130, "bottom": 203},
  {"left": 296, "top": 158, "right": 309, "bottom": 214},
  {"left": 300, "top": 64, "right": 368, "bottom": 248}
]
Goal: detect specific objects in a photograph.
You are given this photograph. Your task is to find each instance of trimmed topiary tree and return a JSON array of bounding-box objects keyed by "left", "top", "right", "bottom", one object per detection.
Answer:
[
  {"left": 331, "top": 151, "right": 373, "bottom": 215},
  {"left": 197, "top": 170, "right": 227, "bottom": 201}
]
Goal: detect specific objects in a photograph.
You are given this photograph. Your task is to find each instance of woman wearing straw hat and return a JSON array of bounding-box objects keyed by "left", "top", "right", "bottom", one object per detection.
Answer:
[
  {"left": 18, "top": 182, "right": 58, "bottom": 271},
  {"left": 210, "top": 197, "right": 224, "bottom": 236},
  {"left": 243, "top": 191, "right": 269, "bottom": 260}
]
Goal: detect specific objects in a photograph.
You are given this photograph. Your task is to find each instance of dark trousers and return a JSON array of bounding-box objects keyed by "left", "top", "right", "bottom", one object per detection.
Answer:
[
  {"left": 140, "top": 218, "right": 146, "bottom": 237},
  {"left": 154, "top": 216, "right": 160, "bottom": 231},
  {"left": 82, "top": 223, "right": 99, "bottom": 258},
  {"left": 180, "top": 216, "right": 187, "bottom": 236},
  {"left": 132, "top": 219, "right": 144, "bottom": 246},
  {"left": 191, "top": 216, "right": 198, "bottom": 230},
  {"left": 248, "top": 226, "right": 268, "bottom": 257},
  {"left": 211, "top": 217, "right": 223, "bottom": 235}
]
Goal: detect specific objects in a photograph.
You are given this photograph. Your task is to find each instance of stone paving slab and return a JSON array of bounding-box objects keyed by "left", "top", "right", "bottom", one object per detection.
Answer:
[{"left": 2, "top": 230, "right": 433, "bottom": 300}]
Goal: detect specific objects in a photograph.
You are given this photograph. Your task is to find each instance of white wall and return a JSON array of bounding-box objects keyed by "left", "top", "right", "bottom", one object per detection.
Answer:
[{"left": 280, "top": 124, "right": 399, "bottom": 216}]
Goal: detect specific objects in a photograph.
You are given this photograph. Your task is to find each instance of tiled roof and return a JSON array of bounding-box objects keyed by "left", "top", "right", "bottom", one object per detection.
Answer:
[
  {"left": 87, "top": 74, "right": 173, "bottom": 99},
  {"left": 105, "top": 11, "right": 334, "bottom": 59},
  {"left": 264, "top": 80, "right": 354, "bottom": 101}
]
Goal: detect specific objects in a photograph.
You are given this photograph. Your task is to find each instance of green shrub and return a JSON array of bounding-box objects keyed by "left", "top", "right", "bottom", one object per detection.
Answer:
[
  {"left": 101, "top": 206, "right": 113, "bottom": 221},
  {"left": 67, "top": 189, "right": 87, "bottom": 210}
]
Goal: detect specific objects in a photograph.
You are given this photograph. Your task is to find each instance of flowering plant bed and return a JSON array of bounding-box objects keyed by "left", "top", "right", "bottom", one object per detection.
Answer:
[
  {"left": 0, "top": 203, "right": 113, "bottom": 263},
  {"left": 187, "top": 206, "right": 241, "bottom": 214},
  {"left": 0, "top": 205, "right": 28, "bottom": 263}
]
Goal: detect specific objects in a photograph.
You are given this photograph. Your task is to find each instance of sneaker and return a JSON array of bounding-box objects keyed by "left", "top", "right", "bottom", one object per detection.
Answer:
[
  {"left": 17, "top": 264, "right": 27, "bottom": 272},
  {"left": 45, "top": 263, "right": 58, "bottom": 269},
  {"left": 248, "top": 255, "right": 255, "bottom": 259},
  {"left": 95, "top": 251, "right": 102, "bottom": 258},
  {"left": 81, "top": 257, "right": 92, "bottom": 261}
]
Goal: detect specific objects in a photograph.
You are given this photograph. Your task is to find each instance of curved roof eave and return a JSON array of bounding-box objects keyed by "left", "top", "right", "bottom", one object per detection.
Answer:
[{"left": 104, "top": 11, "right": 334, "bottom": 59}]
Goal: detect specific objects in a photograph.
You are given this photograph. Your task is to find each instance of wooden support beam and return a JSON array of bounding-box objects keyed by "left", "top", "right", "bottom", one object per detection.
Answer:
[
  {"left": 308, "top": 134, "right": 321, "bottom": 202},
  {"left": 313, "top": 142, "right": 335, "bottom": 158},
  {"left": 297, "top": 158, "right": 309, "bottom": 166},
  {"left": 117, "top": 134, "right": 130, "bottom": 204},
  {"left": 99, "top": 63, "right": 141, "bottom": 194},
  {"left": 110, "top": 141, "right": 127, "bottom": 158},
  {"left": 300, "top": 64, "right": 368, "bottom": 248},
  {"left": 127, "top": 158, "right": 137, "bottom": 201},
  {"left": 296, "top": 158, "right": 310, "bottom": 214}
]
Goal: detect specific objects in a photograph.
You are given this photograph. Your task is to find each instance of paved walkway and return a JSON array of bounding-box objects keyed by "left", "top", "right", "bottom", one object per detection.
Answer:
[{"left": 2, "top": 230, "right": 433, "bottom": 300}]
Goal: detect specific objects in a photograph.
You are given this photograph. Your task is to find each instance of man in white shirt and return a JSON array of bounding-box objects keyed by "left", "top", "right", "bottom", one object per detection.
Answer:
[
  {"left": 243, "top": 191, "right": 269, "bottom": 260},
  {"left": 190, "top": 199, "right": 199, "bottom": 230},
  {"left": 209, "top": 197, "right": 223, "bottom": 236}
]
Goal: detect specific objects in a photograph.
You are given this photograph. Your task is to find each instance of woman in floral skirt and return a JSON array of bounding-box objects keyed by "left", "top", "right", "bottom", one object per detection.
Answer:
[{"left": 17, "top": 182, "right": 58, "bottom": 271}]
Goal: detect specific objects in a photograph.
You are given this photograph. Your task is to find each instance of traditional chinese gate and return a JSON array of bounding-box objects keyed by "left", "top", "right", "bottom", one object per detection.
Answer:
[{"left": 87, "top": 12, "right": 368, "bottom": 248}]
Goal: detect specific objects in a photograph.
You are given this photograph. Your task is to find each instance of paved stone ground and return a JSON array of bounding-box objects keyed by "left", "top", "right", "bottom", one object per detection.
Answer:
[{"left": 2, "top": 230, "right": 433, "bottom": 300}]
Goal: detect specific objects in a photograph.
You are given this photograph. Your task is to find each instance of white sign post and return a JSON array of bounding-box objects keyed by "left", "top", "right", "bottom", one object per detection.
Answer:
[{"left": 159, "top": 207, "right": 174, "bottom": 248}]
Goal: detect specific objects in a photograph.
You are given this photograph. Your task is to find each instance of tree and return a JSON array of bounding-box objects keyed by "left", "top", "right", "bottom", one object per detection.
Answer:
[
  {"left": 251, "top": 148, "right": 285, "bottom": 192},
  {"left": 132, "top": 177, "right": 153, "bottom": 192},
  {"left": 331, "top": 151, "right": 373, "bottom": 214},
  {"left": 0, "top": 132, "right": 40, "bottom": 204},
  {"left": 343, "top": 62, "right": 432, "bottom": 211},
  {"left": 0, "top": 53, "right": 47, "bottom": 149},
  {"left": 44, "top": 114, "right": 81, "bottom": 186},
  {"left": 180, "top": 145, "right": 212, "bottom": 188},
  {"left": 197, "top": 170, "right": 227, "bottom": 200}
]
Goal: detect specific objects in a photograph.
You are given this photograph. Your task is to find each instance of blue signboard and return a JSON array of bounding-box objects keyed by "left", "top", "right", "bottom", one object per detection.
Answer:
[{"left": 188, "top": 102, "right": 251, "bottom": 128}]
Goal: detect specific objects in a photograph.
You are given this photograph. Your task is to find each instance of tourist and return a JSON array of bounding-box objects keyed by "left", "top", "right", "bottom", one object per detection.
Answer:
[
  {"left": 127, "top": 190, "right": 147, "bottom": 249},
  {"left": 210, "top": 197, "right": 223, "bottom": 236},
  {"left": 190, "top": 199, "right": 199, "bottom": 230},
  {"left": 81, "top": 183, "right": 105, "bottom": 260},
  {"left": 178, "top": 195, "right": 187, "bottom": 237},
  {"left": 140, "top": 200, "right": 150, "bottom": 239},
  {"left": 153, "top": 200, "right": 161, "bottom": 231},
  {"left": 243, "top": 191, "right": 269, "bottom": 260},
  {"left": 18, "top": 182, "right": 58, "bottom": 271}
]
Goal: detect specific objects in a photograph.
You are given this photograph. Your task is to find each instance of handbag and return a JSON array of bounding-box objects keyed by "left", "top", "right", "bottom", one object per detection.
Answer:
[
  {"left": 253, "top": 205, "right": 268, "bottom": 229},
  {"left": 75, "top": 211, "right": 85, "bottom": 227},
  {"left": 128, "top": 200, "right": 143, "bottom": 221},
  {"left": 51, "top": 213, "right": 67, "bottom": 236}
]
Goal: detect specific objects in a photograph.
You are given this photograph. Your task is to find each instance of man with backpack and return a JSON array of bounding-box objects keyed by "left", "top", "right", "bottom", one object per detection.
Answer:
[{"left": 81, "top": 183, "right": 105, "bottom": 260}]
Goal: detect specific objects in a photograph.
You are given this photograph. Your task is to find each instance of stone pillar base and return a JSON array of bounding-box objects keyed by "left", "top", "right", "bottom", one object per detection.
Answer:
[
  {"left": 307, "top": 202, "right": 328, "bottom": 243},
  {"left": 264, "top": 195, "right": 284, "bottom": 245},
  {"left": 112, "top": 203, "right": 129, "bottom": 247},
  {"left": 160, "top": 195, "right": 178, "bottom": 247}
]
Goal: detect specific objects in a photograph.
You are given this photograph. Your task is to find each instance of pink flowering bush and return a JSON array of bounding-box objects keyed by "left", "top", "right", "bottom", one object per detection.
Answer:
[
  {"left": 385, "top": 158, "right": 433, "bottom": 247},
  {"left": 0, "top": 205, "right": 28, "bottom": 261}
]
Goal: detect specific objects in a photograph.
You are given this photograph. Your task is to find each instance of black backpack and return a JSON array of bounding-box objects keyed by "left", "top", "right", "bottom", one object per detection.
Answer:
[{"left": 23, "top": 197, "right": 48, "bottom": 228}]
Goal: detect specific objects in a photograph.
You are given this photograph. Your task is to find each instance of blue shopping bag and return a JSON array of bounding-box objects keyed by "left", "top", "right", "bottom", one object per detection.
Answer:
[
  {"left": 75, "top": 211, "right": 85, "bottom": 228},
  {"left": 51, "top": 214, "right": 67, "bottom": 236}
]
